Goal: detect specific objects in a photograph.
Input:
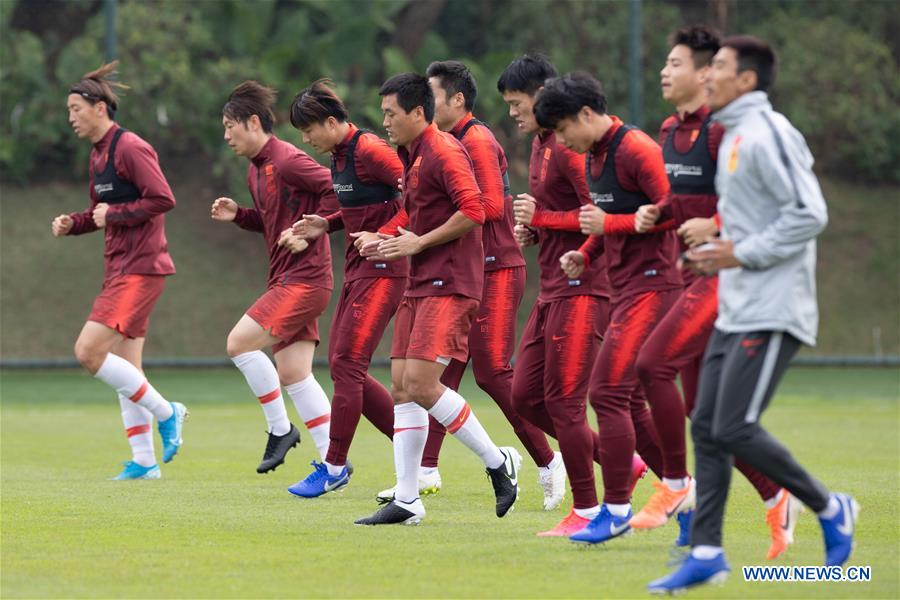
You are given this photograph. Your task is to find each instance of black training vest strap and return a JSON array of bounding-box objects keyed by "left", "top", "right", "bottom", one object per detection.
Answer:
[
  {"left": 92, "top": 128, "right": 141, "bottom": 205},
  {"left": 585, "top": 124, "right": 650, "bottom": 215},
  {"left": 330, "top": 129, "right": 399, "bottom": 208},
  {"left": 662, "top": 116, "right": 717, "bottom": 195}
]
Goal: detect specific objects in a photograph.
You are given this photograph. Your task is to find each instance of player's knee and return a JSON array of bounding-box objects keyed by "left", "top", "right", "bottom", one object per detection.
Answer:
[
  {"left": 225, "top": 332, "right": 245, "bottom": 358},
  {"left": 635, "top": 351, "right": 658, "bottom": 386},
  {"left": 402, "top": 373, "right": 436, "bottom": 404},
  {"left": 277, "top": 363, "right": 310, "bottom": 387},
  {"left": 73, "top": 338, "right": 103, "bottom": 373}
]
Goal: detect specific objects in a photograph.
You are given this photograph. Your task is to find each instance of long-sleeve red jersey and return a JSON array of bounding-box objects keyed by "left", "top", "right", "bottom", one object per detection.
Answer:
[
  {"left": 68, "top": 123, "right": 176, "bottom": 278},
  {"left": 450, "top": 113, "right": 525, "bottom": 272},
  {"left": 379, "top": 124, "right": 484, "bottom": 300},
  {"left": 529, "top": 131, "right": 609, "bottom": 302},
  {"left": 234, "top": 135, "right": 337, "bottom": 289}
]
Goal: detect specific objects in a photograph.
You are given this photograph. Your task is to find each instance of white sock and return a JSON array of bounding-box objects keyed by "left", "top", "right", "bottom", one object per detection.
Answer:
[
  {"left": 692, "top": 545, "right": 723, "bottom": 560},
  {"left": 419, "top": 466, "right": 439, "bottom": 476},
  {"left": 818, "top": 494, "right": 840, "bottom": 519},
  {"left": 324, "top": 461, "right": 344, "bottom": 477},
  {"left": 285, "top": 375, "right": 331, "bottom": 461},
  {"left": 605, "top": 502, "right": 631, "bottom": 518},
  {"left": 231, "top": 351, "right": 290, "bottom": 435},
  {"left": 95, "top": 353, "right": 173, "bottom": 421},
  {"left": 574, "top": 505, "right": 601, "bottom": 520},
  {"left": 428, "top": 387, "right": 504, "bottom": 469},
  {"left": 541, "top": 451, "right": 563, "bottom": 471},
  {"left": 394, "top": 403, "right": 428, "bottom": 503},
  {"left": 764, "top": 488, "right": 784, "bottom": 509},
  {"left": 663, "top": 477, "right": 690, "bottom": 491},
  {"left": 119, "top": 393, "right": 155, "bottom": 467}
]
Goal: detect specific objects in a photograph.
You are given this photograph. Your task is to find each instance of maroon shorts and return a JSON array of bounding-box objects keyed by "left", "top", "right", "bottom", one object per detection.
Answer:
[
  {"left": 391, "top": 295, "right": 479, "bottom": 364},
  {"left": 246, "top": 283, "right": 331, "bottom": 353},
  {"left": 88, "top": 274, "right": 166, "bottom": 339}
]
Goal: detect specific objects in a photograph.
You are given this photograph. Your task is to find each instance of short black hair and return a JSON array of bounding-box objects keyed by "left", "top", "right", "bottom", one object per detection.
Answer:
[
  {"left": 224, "top": 80, "right": 276, "bottom": 133},
  {"left": 670, "top": 24, "right": 721, "bottom": 68},
  {"left": 496, "top": 53, "right": 558, "bottom": 96},
  {"left": 426, "top": 60, "right": 477, "bottom": 111},
  {"left": 721, "top": 35, "right": 777, "bottom": 92},
  {"left": 289, "top": 78, "right": 349, "bottom": 129},
  {"left": 379, "top": 72, "right": 434, "bottom": 123},
  {"left": 533, "top": 72, "right": 607, "bottom": 130}
]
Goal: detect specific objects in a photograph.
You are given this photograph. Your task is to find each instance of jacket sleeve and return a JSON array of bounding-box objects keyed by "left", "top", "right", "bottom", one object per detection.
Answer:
[
  {"left": 69, "top": 174, "right": 100, "bottom": 235},
  {"left": 234, "top": 206, "right": 265, "bottom": 232},
  {"left": 733, "top": 122, "right": 828, "bottom": 270},
  {"left": 104, "top": 135, "right": 176, "bottom": 227}
]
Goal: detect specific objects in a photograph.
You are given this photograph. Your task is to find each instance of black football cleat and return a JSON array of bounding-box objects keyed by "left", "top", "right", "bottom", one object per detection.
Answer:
[
  {"left": 486, "top": 446, "right": 522, "bottom": 517},
  {"left": 354, "top": 498, "right": 425, "bottom": 526},
  {"left": 257, "top": 424, "right": 301, "bottom": 473}
]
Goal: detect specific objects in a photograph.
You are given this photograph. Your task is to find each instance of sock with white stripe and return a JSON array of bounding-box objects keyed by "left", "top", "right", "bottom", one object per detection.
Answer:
[
  {"left": 605, "top": 502, "right": 632, "bottom": 518},
  {"left": 95, "top": 353, "right": 173, "bottom": 421},
  {"left": 231, "top": 350, "right": 290, "bottom": 435},
  {"left": 428, "top": 387, "right": 504, "bottom": 469},
  {"left": 285, "top": 375, "right": 331, "bottom": 461},
  {"left": 119, "top": 393, "right": 155, "bottom": 467},
  {"left": 394, "top": 403, "right": 428, "bottom": 503}
]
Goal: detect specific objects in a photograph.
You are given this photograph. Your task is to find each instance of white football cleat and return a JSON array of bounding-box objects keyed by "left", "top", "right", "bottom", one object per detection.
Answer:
[
  {"left": 538, "top": 451, "right": 567, "bottom": 510},
  {"left": 376, "top": 467, "right": 442, "bottom": 502}
]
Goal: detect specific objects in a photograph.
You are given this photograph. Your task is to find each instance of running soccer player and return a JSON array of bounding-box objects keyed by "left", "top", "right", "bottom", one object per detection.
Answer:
[
  {"left": 354, "top": 73, "right": 519, "bottom": 526},
  {"left": 534, "top": 72, "right": 676, "bottom": 545},
  {"left": 498, "top": 55, "right": 647, "bottom": 536},
  {"left": 374, "top": 60, "right": 563, "bottom": 509},
  {"left": 212, "top": 81, "right": 336, "bottom": 474},
  {"left": 52, "top": 61, "right": 186, "bottom": 480},
  {"left": 285, "top": 79, "right": 405, "bottom": 497},
  {"left": 649, "top": 36, "right": 858, "bottom": 593},
  {"left": 631, "top": 25, "right": 796, "bottom": 560}
]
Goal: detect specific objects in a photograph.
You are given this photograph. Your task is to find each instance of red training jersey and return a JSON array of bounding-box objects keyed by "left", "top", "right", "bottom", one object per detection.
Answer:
[
  {"left": 379, "top": 124, "right": 484, "bottom": 300},
  {"left": 68, "top": 123, "right": 176, "bottom": 278},
  {"left": 528, "top": 131, "right": 609, "bottom": 302},
  {"left": 234, "top": 135, "right": 337, "bottom": 289},
  {"left": 450, "top": 113, "right": 525, "bottom": 272}
]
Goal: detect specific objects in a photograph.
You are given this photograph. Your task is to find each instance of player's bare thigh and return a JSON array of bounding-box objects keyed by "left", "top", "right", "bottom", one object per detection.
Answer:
[
  {"left": 226, "top": 314, "right": 280, "bottom": 357},
  {"left": 273, "top": 340, "right": 316, "bottom": 385}
]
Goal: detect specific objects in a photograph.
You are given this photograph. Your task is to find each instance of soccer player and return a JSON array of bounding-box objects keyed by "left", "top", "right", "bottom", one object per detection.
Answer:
[
  {"left": 354, "top": 73, "right": 519, "bottom": 526},
  {"left": 52, "top": 61, "right": 186, "bottom": 480},
  {"left": 284, "top": 79, "right": 405, "bottom": 497},
  {"left": 212, "top": 81, "right": 337, "bottom": 474},
  {"left": 631, "top": 25, "right": 796, "bottom": 560},
  {"left": 534, "top": 72, "right": 677, "bottom": 545},
  {"left": 378, "top": 60, "right": 563, "bottom": 509},
  {"left": 648, "top": 36, "right": 858, "bottom": 593},
  {"left": 498, "top": 55, "right": 647, "bottom": 536}
]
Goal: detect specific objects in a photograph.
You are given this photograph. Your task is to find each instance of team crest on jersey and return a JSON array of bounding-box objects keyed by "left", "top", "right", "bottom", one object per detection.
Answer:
[
  {"left": 539, "top": 147, "right": 552, "bottom": 182},
  {"left": 409, "top": 156, "right": 422, "bottom": 189},
  {"left": 727, "top": 136, "right": 742, "bottom": 173}
]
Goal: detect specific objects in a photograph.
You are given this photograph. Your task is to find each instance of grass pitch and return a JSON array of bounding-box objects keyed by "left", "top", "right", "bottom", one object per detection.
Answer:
[{"left": 1, "top": 367, "right": 897, "bottom": 598}]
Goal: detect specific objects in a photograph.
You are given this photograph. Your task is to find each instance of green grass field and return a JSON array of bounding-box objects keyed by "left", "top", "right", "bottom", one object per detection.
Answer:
[{"left": 2, "top": 367, "right": 898, "bottom": 599}]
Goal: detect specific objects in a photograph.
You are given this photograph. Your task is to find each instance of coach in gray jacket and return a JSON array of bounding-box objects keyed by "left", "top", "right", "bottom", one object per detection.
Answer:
[{"left": 648, "top": 36, "right": 858, "bottom": 594}]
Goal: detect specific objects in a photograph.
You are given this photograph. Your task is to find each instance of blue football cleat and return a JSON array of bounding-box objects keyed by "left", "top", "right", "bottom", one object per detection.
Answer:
[
  {"left": 675, "top": 508, "right": 693, "bottom": 547},
  {"left": 112, "top": 461, "right": 161, "bottom": 480},
  {"left": 158, "top": 401, "right": 188, "bottom": 463},
  {"left": 648, "top": 553, "right": 730, "bottom": 594},
  {"left": 288, "top": 461, "right": 350, "bottom": 498},
  {"left": 569, "top": 504, "right": 633, "bottom": 545},
  {"left": 819, "top": 493, "right": 860, "bottom": 566}
]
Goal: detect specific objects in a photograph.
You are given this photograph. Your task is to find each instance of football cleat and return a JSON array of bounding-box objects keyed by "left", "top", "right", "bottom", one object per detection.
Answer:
[
  {"left": 257, "top": 424, "right": 300, "bottom": 473},
  {"left": 288, "top": 461, "right": 350, "bottom": 498},
  {"left": 486, "top": 447, "right": 521, "bottom": 518},
  {"left": 376, "top": 468, "right": 442, "bottom": 503},
  {"left": 675, "top": 508, "right": 693, "bottom": 547},
  {"left": 569, "top": 504, "right": 633, "bottom": 545},
  {"left": 158, "top": 401, "right": 188, "bottom": 463},
  {"left": 630, "top": 478, "right": 695, "bottom": 530},
  {"left": 537, "top": 507, "right": 591, "bottom": 537},
  {"left": 818, "top": 493, "right": 860, "bottom": 567},
  {"left": 766, "top": 491, "right": 804, "bottom": 560},
  {"left": 355, "top": 498, "right": 425, "bottom": 526},
  {"left": 538, "top": 451, "right": 566, "bottom": 511},
  {"left": 112, "top": 461, "right": 161, "bottom": 480},
  {"left": 647, "top": 553, "right": 730, "bottom": 594}
]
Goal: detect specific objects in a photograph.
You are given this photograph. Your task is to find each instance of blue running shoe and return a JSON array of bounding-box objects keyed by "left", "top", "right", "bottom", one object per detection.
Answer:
[
  {"left": 112, "top": 461, "right": 161, "bottom": 480},
  {"left": 288, "top": 461, "right": 350, "bottom": 498},
  {"left": 158, "top": 402, "right": 188, "bottom": 463},
  {"left": 569, "top": 504, "right": 633, "bottom": 545},
  {"left": 675, "top": 508, "right": 693, "bottom": 547},
  {"left": 648, "top": 553, "right": 730, "bottom": 594},
  {"left": 818, "top": 493, "right": 860, "bottom": 566}
]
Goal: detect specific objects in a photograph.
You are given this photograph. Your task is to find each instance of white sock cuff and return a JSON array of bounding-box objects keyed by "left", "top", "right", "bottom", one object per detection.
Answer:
[
  {"left": 231, "top": 350, "right": 267, "bottom": 369},
  {"left": 428, "top": 387, "right": 465, "bottom": 426},
  {"left": 605, "top": 502, "right": 631, "bottom": 517},
  {"left": 94, "top": 353, "right": 143, "bottom": 396},
  {"left": 394, "top": 402, "right": 428, "bottom": 429},
  {"left": 691, "top": 545, "right": 723, "bottom": 560},
  {"left": 284, "top": 373, "right": 318, "bottom": 395}
]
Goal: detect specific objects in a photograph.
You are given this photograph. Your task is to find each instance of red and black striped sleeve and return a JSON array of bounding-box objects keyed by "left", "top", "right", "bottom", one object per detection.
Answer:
[{"left": 463, "top": 126, "right": 505, "bottom": 221}]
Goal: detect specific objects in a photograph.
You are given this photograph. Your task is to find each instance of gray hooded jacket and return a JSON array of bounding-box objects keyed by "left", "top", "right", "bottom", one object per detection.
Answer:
[{"left": 712, "top": 91, "right": 828, "bottom": 346}]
